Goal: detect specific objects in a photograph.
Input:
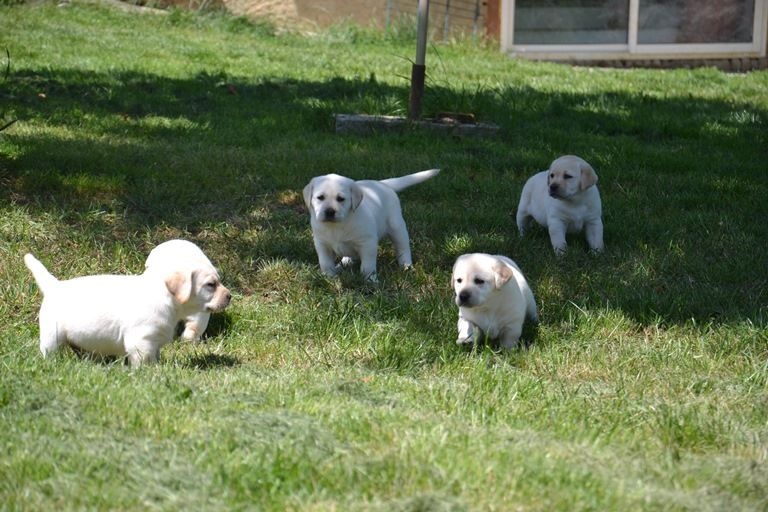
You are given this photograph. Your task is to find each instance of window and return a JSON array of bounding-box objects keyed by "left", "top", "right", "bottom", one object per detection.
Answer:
[
  {"left": 638, "top": 0, "right": 755, "bottom": 44},
  {"left": 502, "top": 0, "right": 767, "bottom": 59},
  {"left": 513, "top": 0, "right": 630, "bottom": 45}
]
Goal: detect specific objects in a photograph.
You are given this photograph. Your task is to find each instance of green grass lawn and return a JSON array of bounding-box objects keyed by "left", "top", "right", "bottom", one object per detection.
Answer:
[{"left": 1, "top": 2, "right": 767, "bottom": 510}]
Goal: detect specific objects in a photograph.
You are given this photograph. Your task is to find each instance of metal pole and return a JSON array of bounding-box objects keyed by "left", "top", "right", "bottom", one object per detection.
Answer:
[
  {"left": 443, "top": 0, "right": 451, "bottom": 41},
  {"left": 408, "top": 0, "right": 430, "bottom": 120}
]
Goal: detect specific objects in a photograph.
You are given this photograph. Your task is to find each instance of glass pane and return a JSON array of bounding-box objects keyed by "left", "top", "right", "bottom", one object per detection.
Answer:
[
  {"left": 514, "top": 0, "right": 630, "bottom": 45},
  {"left": 638, "top": 0, "right": 755, "bottom": 44}
]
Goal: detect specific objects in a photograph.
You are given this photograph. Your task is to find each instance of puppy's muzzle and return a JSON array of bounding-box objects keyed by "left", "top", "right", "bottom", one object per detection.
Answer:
[
  {"left": 548, "top": 184, "right": 562, "bottom": 198},
  {"left": 322, "top": 208, "right": 337, "bottom": 221},
  {"left": 208, "top": 288, "right": 232, "bottom": 313},
  {"left": 457, "top": 290, "right": 473, "bottom": 307}
]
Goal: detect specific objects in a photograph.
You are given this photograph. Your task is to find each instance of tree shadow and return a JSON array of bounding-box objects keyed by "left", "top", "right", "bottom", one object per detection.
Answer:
[{"left": 2, "top": 65, "right": 766, "bottom": 327}]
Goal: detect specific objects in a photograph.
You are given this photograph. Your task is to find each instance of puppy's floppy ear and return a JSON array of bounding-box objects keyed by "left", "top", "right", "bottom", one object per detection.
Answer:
[
  {"left": 165, "top": 271, "right": 193, "bottom": 304},
  {"left": 351, "top": 183, "right": 364, "bottom": 211},
  {"left": 579, "top": 160, "right": 598, "bottom": 190},
  {"left": 302, "top": 181, "right": 314, "bottom": 210},
  {"left": 492, "top": 260, "right": 514, "bottom": 289}
]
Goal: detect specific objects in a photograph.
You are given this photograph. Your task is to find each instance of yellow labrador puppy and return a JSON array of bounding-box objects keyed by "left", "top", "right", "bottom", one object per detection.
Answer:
[
  {"left": 145, "top": 239, "right": 222, "bottom": 341},
  {"left": 303, "top": 169, "right": 440, "bottom": 281},
  {"left": 516, "top": 155, "right": 603, "bottom": 254},
  {"left": 24, "top": 250, "right": 231, "bottom": 366},
  {"left": 451, "top": 253, "right": 538, "bottom": 350}
]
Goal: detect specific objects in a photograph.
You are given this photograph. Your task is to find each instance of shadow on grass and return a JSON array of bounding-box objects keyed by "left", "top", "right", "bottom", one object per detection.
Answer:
[
  {"left": 2, "top": 66, "right": 766, "bottom": 327},
  {"left": 181, "top": 352, "right": 240, "bottom": 370}
]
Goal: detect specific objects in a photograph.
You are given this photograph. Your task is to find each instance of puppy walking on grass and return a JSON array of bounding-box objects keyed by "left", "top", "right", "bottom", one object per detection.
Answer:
[
  {"left": 303, "top": 168, "right": 440, "bottom": 282},
  {"left": 516, "top": 155, "right": 604, "bottom": 255},
  {"left": 451, "top": 253, "right": 538, "bottom": 350},
  {"left": 24, "top": 248, "right": 231, "bottom": 366}
]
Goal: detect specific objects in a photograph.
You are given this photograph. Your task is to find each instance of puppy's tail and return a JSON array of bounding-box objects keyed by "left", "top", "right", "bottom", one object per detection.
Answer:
[
  {"left": 23, "top": 253, "right": 59, "bottom": 295},
  {"left": 380, "top": 168, "right": 440, "bottom": 192}
]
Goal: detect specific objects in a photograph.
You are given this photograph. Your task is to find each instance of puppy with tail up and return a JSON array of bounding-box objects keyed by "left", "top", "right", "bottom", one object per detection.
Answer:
[
  {"left": 303, "top": 168, "right": 440, "bottom": 282},
  {"left": 24, "top": 250, "right": 231, "bottom": 366}
]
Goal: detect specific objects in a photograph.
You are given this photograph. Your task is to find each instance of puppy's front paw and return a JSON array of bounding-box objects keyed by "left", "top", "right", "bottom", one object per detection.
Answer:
[
  {"left": 456, "top": 317, "right": 476, "bottom": 345},
  {"left": 181, "top": 326, "right": 202, "bottom": 342},
  {"left": 455, "top": 328, "right": 476, "bottom": 346},
  {"left": 553, "top": 246, "right": 567, "bottom": 257},
  {"left": 456, "top": 335, "right": 474, "bottom": 346}
]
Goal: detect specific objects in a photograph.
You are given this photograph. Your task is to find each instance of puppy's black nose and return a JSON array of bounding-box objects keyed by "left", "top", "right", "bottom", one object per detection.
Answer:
[
  {"left": 323, "top": 208, "right": 336, "bottom": 220},
  {"left": 549, "top": 184, "right": 559, "bottom": 192},
  {"left": 458, "top": 290, "right": 471, "bottom": 305}
]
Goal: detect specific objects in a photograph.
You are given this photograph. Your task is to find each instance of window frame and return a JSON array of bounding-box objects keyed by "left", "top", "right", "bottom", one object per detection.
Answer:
[{"left": 501, "top": 0, "right": 768, "bottom": 60}]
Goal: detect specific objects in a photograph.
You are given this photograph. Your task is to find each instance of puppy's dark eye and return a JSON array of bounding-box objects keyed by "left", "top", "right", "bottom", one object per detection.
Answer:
[
  {"left": 317, "top": 194, "right": 325, "bottom": 201},
  {"left": 474, "top": 278, "right": 485, "bottom": 285},
  {"left": 456, "top": 278, "right": 463, "bottom": 284},
  {"left": 550, "top": 173, "right": 555, "bottom": 179},
  {"left": 337, "top": 195, "right": 345, "bottom": 202},
  {"left": 205, "top": 282, "right": 217, "bottom": 290},
  {"left": 563, "top": 174, "right": 573, "bottom": 179}
]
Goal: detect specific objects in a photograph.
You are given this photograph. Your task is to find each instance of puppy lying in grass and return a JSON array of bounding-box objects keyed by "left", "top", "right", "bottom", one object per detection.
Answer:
[
  {"left": 516, "top": 155, "right": 603, "bottom": 255},
  {"left": 303, "top": 168, "right": 440, "bottom": 282},
  {"left": 24, "top": 246, "right": 231, "bottom": 366},
  {"left": 451, "top": 253, "right": 538, "bottom": 350},
  {"left": 145, "top": 239, "right": 223, "bottom": 342}
]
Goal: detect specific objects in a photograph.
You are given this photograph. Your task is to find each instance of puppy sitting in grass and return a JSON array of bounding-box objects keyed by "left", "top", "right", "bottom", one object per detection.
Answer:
[
  {"left": 516, "top": 155, "right": 603, "bottom": 255},
  {"left": 303, "top": 168, "right": 440, "bottom": 282},
  {"left": 451, "top": 253, "right": 538, "bottom": 350},
  {"left": 24, "top": 247, "right": 231, "bottom": 366}
]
